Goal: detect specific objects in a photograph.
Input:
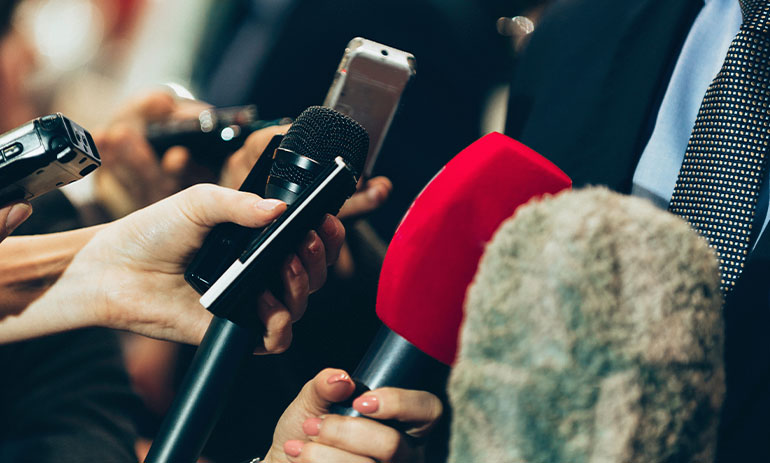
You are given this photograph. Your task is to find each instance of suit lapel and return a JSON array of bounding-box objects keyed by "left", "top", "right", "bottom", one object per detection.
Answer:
[{"left": 510, "top": 0, "right": 702, "bottom": 192}]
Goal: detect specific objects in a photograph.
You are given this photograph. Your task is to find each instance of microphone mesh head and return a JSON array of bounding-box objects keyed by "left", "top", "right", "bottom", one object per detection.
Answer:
[{"left": 271, "top": 106, "right": 369, "bottom": 187}]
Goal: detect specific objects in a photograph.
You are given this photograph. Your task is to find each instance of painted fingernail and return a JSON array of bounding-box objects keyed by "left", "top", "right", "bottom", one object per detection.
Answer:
[
  {"left": 303, "top": 417, "right": 322, "bottom": 436},
  {"left": 5, "top": 203, "right": 32, "bottom": 232},
  {"left": 353, "top": 394, "right": 379, "bottom": 414},
  {"left": 284, "top": 440, "right": 304, "bottom": 458},
  {"left": 326, "top": 373, "right": 351, "bottom": 385},
  {"left": 257, "top": 198, "right": 284, "bottom": 211}
]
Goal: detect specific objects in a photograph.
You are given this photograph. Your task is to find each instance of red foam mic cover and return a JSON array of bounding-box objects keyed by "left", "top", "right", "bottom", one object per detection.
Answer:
[{"left": 376, "top": 132, "right": 571, "bottom": 365}]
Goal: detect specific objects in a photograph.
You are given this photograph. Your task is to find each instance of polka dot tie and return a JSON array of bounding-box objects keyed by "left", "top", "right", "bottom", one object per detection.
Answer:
[{"left": 669, "top": 0, "right": 770, "bottom": 293}]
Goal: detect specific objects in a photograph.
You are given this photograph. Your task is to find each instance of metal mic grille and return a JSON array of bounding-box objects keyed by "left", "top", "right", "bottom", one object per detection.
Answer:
[{"left": 271, "top": 106, "right": 369, "bottom": 187}]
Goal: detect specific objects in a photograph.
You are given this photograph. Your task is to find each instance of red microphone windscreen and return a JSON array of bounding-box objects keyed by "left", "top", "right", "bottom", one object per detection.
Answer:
[{"left": 376, "top": 132, "right": 571, "bottom": 365}]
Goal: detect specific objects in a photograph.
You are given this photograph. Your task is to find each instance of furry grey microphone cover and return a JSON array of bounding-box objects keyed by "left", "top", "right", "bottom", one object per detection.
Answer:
[{"left": 448, "top": 187, "right": 724, "bottom": 463}]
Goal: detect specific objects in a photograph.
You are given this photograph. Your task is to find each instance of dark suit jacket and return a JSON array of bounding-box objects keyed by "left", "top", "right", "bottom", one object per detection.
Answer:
[{"left": 506, "top": 0, "right": 770, "bottom": 460}]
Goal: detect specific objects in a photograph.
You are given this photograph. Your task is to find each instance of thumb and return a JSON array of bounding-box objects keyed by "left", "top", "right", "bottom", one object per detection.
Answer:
[
  {"left": 0, "top": 202, "right": 32, "bottom": 241},
  {"left": 174, "top": 184, "right": 287, "bottom": 229},
  {"left": 296, "top": 368, "right": 357, "bottom": 417}
]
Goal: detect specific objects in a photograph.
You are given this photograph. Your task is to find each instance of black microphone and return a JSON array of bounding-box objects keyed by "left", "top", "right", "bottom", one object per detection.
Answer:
[{"left": 145, "top": 107, "right": 368, "bottom": 463}]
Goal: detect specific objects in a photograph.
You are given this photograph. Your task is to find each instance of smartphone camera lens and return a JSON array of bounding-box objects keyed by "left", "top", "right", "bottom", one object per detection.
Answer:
[{"left": 380, "top": 49, "right": 389, "bottom": 56}]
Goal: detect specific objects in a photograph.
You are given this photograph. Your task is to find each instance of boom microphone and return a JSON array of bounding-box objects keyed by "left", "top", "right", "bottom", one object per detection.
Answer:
[
  {"left": 331, "top": 132, "right": 571, "bottom": 416},
  {"left": 145, "top": 107, "right": 368, "bottom": 463},
  {"left": 449, "top": 188, "right": 725, "bottom": 463}
]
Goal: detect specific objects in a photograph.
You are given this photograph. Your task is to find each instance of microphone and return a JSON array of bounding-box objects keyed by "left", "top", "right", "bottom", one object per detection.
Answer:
[
  {"left": 185, "top": 106, "right": 369, "bottom": 295},
  {"left": 145, "top": 107, "right": 368, "bottom": 463},
  {"left": 448, "top": 188, "right": 725, "bottom": 463},
  {"left": 331, "top": 132, "right": 571, "bottom": 416}
]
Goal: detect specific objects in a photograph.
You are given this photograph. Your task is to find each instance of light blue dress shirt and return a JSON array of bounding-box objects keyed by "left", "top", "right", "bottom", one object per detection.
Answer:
[{"left": 632, "top": 0, "right": 770, "bottom": 245}]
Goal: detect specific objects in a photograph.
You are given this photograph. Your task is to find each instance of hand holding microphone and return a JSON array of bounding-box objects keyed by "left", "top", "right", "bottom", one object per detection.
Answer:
[
  {"left": 331, "top": 132, "right": 571, "bottom": 417},
  {"left": 222, "top": 124, "right": 392, "bottom": 221},
  {"left": 0, "top": 184, "right": 343, "bottom": 347},
  {"left": 264, "top": 368, "right": 442, "bottom": 463},
  {"left": 146, "top": 107, "right": 370, "bottom": 463}
]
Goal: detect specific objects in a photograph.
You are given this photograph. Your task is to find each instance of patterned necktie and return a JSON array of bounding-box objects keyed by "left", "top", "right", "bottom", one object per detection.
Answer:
[{"left": 669, "top": 0, "right": 770, "bottom": 293}]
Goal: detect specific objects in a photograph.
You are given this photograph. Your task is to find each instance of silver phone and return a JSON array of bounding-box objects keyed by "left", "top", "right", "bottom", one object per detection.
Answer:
[{"left": 323, "top": 37, "right": 416, "bottom": 178}]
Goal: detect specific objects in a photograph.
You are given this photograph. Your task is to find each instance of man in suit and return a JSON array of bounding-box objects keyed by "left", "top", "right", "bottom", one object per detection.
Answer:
[{"left": 506, "top": 0, "right": 770, "bottom": 460}]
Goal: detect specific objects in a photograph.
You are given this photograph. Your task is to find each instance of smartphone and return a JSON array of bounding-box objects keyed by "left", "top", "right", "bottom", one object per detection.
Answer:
[
  {"left": 323, "top": 37, "right": 415, "bottom": 178},
  {"left": 0, "top": 114, "right": 100, "bottom": 205}
]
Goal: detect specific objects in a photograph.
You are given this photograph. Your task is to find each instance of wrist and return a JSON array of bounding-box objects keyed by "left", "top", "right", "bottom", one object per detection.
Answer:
[
  {"left": 0, "top": 226, "right": 103, "bottom": 317},
  {"left": 0, "top": 261, "right": 97, "bottom": 343}
]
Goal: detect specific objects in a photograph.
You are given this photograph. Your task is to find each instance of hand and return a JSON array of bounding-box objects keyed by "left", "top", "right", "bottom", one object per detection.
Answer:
[
  {"left": 93, "top": 91, "right": 214, "bottom": 217},
  {"left": 221, "top": 126, "right": 392, "bottom": 219},
  {"left": 220, "top": 123, "right": 290, "bottom": 189},
  {"left": 338, "top": 176, "right": 392, "bottom": 220},
  {"left": 0, "top": 202, "right": 32, "bottom": 242},
  {"left": 22, "top": 184, "right": 345, "bottom": 351},
  {"left": 265, "top": 368, "right": 443, "bottom": 463}
]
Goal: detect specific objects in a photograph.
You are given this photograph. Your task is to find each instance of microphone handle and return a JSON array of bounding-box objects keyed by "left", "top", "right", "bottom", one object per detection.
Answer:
[
  {"left": 146, "top": 193, "right": 303, "bottom": 463},
  {"left": 144, "top": 316, "right": 255, "bottom": 463},
  {"left": 330, "top": 325, "right": 450, "bottom": 418}
]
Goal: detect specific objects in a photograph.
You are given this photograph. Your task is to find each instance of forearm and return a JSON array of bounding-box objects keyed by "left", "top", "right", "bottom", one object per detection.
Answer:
[
  {"left": 0, "top": 225, "right": 104, "bottom": 316},
  {"left": 0, "top": 261, "right": 96, "bottom": 343}
]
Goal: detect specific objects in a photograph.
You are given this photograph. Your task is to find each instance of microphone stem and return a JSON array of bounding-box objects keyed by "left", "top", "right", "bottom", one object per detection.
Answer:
[
  {"left": 331, "top": 326, "right": 450, "bottom": 417},
  {"left": 145, "top": 316, "right": 256, "bottom": 463}
]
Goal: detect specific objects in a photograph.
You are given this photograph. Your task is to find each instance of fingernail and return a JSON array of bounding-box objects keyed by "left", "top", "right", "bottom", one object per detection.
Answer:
[
  {"left": 353, "top": 394, "right": 379, "bottom": 414},
  {"left": 290, "top": 255, "right": 303, "bottom": 277},
  {"left": 321, "top": 214, "right": 337, "bottom": 235},
  {"left": 284, "top": 440, "right": 304, "bottom": 458},
  {"left": 257, "top": 198, "right": 284, "bottom": 211},
  {"left": 326, "top": 373, "right": 351, "bottom": 385},
  {"left": 5, "top": 203, "right": 32, "bottom": 232},
  {"left": 305, "top": 230, "right": 319, "bottom": 254},
  {"left": 367, "top": 184, "right": 385, "bottom": 202},
  {"left": 303, "top": 417, "right": 322, "bottom": 436}
]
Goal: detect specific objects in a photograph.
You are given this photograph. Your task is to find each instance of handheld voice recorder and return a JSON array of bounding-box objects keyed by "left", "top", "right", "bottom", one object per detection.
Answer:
[
  {"left": 0, "top": 113, "right": 100, "bottom": 205},
  {"left": 146, "top": 105, "right": 289, "bottom": 168}
]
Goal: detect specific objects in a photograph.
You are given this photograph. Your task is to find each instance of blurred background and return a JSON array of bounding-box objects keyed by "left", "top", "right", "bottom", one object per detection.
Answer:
[{"left": 1, "top": 0, "right": 553, "bottom": 461}]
